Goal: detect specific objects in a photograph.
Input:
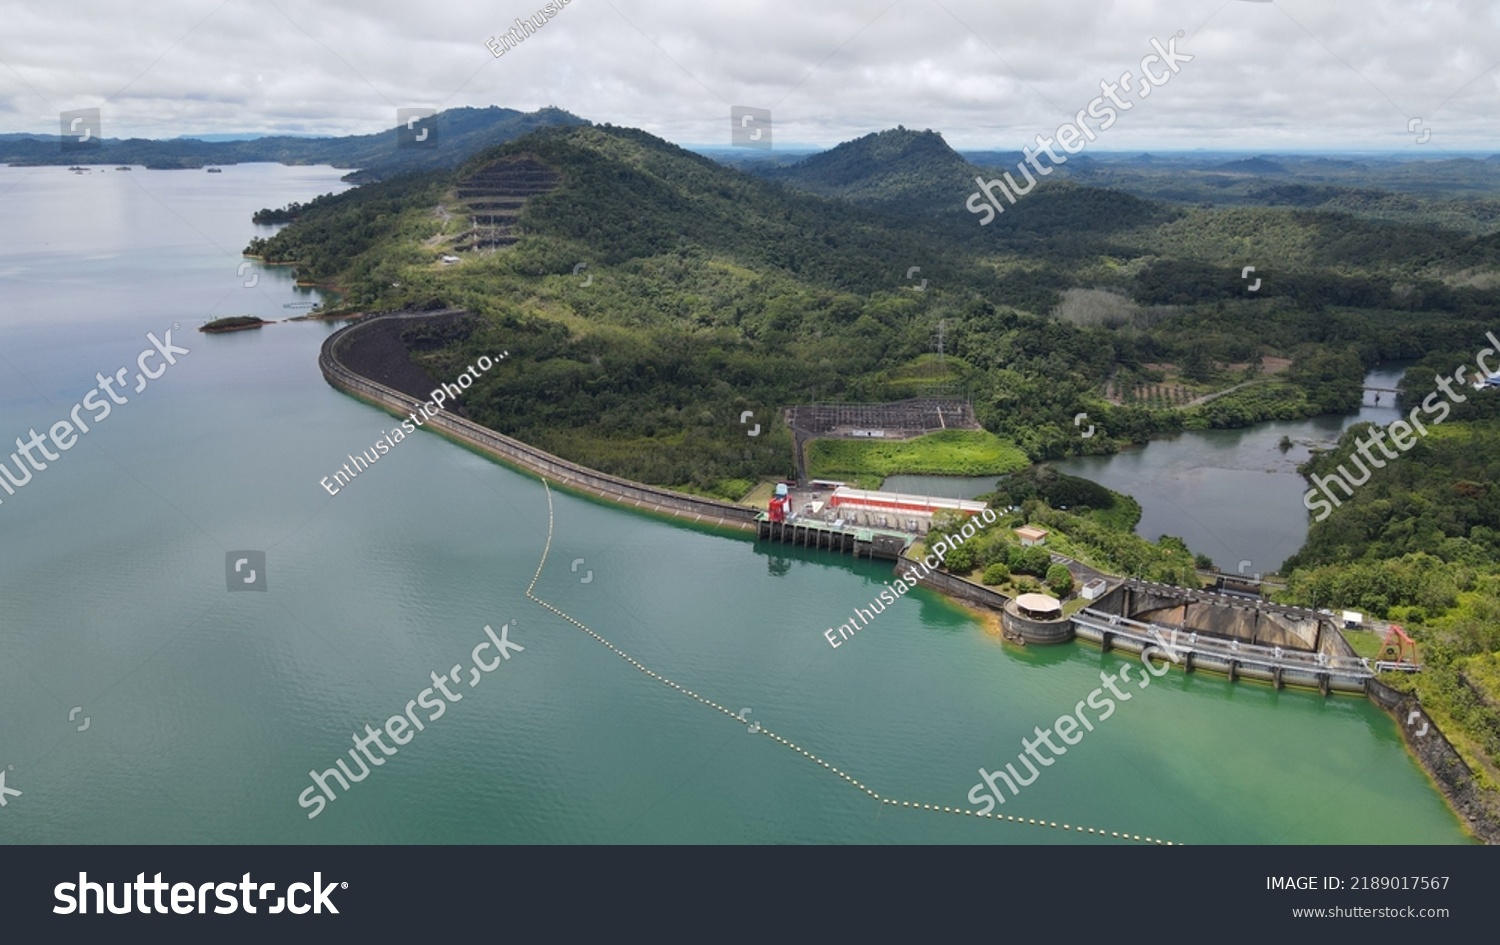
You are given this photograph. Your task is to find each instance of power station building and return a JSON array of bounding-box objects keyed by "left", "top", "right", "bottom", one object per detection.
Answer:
[{"left": 826, "top": 487, "right": 987, "bottom": 518}]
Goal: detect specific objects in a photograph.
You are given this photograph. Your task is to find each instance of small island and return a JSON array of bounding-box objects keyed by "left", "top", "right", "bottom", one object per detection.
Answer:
[{"left": 200, "top": 315, "right": 268, "bottom": 333}]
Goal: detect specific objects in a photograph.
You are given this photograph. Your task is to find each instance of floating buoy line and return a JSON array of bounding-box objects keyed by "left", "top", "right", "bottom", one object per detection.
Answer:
[{"left": 527, "top": 481, "right": 1175, "bottom": 845}]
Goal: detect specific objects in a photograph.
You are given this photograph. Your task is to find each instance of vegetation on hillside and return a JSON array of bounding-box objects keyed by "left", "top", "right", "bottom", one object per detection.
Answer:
[
  {"left": 1272, "top": 358, "right": 1500, "bottom": 791},
  {"left": 923, "top": 492, "right": 1197, "bottom": 589},
  {"left": 989, "top": 465, "right": 1142, "bottom": 532},
  {"left": 246, "top": 123, "right": 1500, "bottom": 499},
  {"left": 245, "top": 173, "right": 448, "bottom": 285}
]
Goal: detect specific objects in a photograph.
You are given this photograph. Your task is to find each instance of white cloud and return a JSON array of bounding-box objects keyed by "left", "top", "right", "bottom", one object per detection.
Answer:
[{"left": 0, "top": 0, "right": 1496, "bottom": 151}]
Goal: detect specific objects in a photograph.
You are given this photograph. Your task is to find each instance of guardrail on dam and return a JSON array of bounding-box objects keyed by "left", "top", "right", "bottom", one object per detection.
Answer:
[
  {"left": 1073, "top": 608, "right": 1371, "bottom": 695},
  {"left": 319, "top": 313, "right": 758, "bottom": 534}
]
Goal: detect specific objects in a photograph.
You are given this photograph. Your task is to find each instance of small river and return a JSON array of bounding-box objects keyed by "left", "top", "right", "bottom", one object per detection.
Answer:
[{"left": 891, "top": 366, "right": 1409, "bottom": 574}]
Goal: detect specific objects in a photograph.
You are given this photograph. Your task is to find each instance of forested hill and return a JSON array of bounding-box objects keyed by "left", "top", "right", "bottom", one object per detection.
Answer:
[
  {"left": 246, "top": 122, "right": 1500, "bottom": 488},
  {"left": 752, "top": 126, "right": 1163, "bottom": 234},
  {"left": 238, "top": 118, "right": 1500, "bottom": 810},
  {"left": 250, "top": 123, "right": 1033, "bottom": 300},
  {"left": 0, "top": 106, "right": 586, "bottom": 181},
  {"left": 755, "top": 127, "right": 981, "bottom": 214}
]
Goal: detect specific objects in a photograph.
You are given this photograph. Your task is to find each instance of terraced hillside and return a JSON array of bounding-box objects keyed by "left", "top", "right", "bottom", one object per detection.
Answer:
[{"left": 450, "top": 155, "right": 560, "bottom": 252}]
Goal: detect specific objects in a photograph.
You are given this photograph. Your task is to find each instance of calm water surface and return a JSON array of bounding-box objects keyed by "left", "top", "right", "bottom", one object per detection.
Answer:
[
  {"left": 894, "top": 370, "right": 1411, "bottom": 574},
  {"left": 1052, "top": 367, "right": 1410, "bottom": 573}
]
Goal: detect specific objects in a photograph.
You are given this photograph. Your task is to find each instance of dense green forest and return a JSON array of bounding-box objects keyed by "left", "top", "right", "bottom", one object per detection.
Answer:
[
  {"left": 1284, "top": 351, "right": 1500, "bottom": 574},
  {"left": 1274, "top": 355, "right": 1500, "bottom": 791},
  {"left": 245, "top": 173, "right": 449, "bottom": 283},
  {"left": 244, "top": 124, "right": 1500, "bottom": 494}
]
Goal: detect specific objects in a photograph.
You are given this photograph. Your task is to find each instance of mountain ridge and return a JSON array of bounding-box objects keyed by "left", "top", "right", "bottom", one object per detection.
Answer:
[{"left": 0, "top": 105, "right": 588, "bottom": 181}]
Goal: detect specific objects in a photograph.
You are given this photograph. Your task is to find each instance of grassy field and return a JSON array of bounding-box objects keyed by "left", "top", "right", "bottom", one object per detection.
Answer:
[
  {"left": 1341, "top": 629, "right": 1386, "bottom": 660},
  {"left": 807, "top": 429, "right": 1029, "bottom": 481},
  {"left": 738, "top": 480, "right": 778, "bottom": 508}
]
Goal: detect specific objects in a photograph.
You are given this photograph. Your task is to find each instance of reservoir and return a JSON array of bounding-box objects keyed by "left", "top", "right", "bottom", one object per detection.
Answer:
[
  {"left": 890, "top": 370, "right": 1410, "bottom": 574},
  {"left": 0, "top": 166, "right": 1469, "bottom": 844},
  {"left": 1052, "top": 368, "right": 1410, "bottom": 573}
]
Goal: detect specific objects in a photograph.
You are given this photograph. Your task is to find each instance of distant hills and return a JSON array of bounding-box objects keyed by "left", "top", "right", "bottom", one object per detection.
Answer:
[
  {"left": 15, "top": 100, "right": 1500, "bottom": 227},
  {"left": 750, "top": 126, "right": 1167, "bottom": 235},
  {"left": 1212, "top": 156, "right": 1289, "bottom": 175},
  {"left": 0, "top": 106, "right": 587, "bottom": 182}
]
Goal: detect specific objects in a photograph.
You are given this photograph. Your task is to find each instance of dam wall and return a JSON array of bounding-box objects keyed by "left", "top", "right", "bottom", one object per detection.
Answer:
[{"left": 320, "top": 313, "right": 758, "bottom": 534}]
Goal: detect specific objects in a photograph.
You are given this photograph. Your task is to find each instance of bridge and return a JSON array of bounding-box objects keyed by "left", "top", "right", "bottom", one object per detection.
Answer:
[
  {"left": 1192, "top": 569, "right": 1287, "bottom": 591},
  {"left": 1073, "top": 607, "right": 1373, "bottom": 694}
]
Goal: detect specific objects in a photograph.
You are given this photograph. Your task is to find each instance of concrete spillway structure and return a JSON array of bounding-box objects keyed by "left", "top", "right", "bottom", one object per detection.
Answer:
[
  {"left": 1073, "top": 580, "right": 1370, "bottom": 694},
  {"left": 1104, "top": 579, "right": 1334, "bottom": 653}
]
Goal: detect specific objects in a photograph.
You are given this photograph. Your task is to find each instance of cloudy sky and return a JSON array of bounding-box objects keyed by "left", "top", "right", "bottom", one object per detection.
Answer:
[{"left": 2, "top": 0, "right": 1498, "bottom": 152}]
